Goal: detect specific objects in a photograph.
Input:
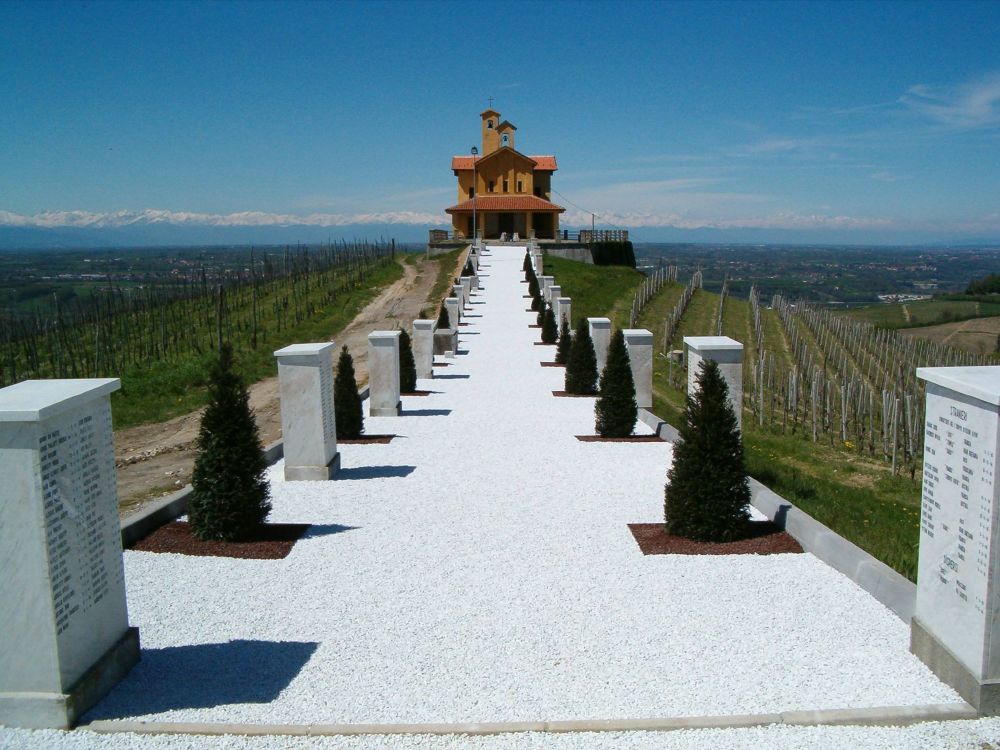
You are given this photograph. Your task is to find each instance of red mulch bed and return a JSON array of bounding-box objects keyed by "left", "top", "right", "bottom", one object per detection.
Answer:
[
  {"left": 132, "top": 521, "right": 310, "bottom": 559},
  {"left": 552, "top": 390, "right": 596, "bottom": 397},
  {"left": 432, "top": 362, "right": 450, "bottom": 367},
  {"left": 402, "top": 390, "right": 435, "bottom": 397},
  {"left": 540, "top": 362, "right": 565, "bottom": 367},
  {"left": 458, "top": 322, "right": 472, "bottom": 327},
  {"left": 628, "top": 522, "right": 803, "bottom": 556},
  {"left": 529, "top": 324, "right": 542, "bottom": 329},
  {"left": 338, "top": 434, "right": 396, "bottom": 444},
  {"left": 522, "top": 295, "right": 533, "bottom": 298},
  {"left": 576, "top": 435, "right": 663, "bottom": 442},
  {"left": 534, "top": 341, "right": 556, "bottom": 346}
]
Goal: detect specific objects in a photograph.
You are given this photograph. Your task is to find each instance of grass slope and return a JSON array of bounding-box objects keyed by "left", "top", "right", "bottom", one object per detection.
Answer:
[
  {"left": 848, "top": 298, "right": 1000, "bottom": 329},
  {"left": 542, "top": 255, "right": 645, "bottom": 324},
  {"left": 111, "top": 258, "right": 407, "bottom": 428}
]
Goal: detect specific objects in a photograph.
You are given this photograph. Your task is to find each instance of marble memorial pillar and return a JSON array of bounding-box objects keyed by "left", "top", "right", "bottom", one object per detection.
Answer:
[
  {"left": 274, "top": 343, "right": 339, "bottom": 480},
  {"left": 413, "top": 320, "right": 434, "bottom": 380},
  {"left": 0, "top": 379, "right": 140, "bottom": 729},
  {"left": 460, "top": 277, "right": 472, "bottom": 305},
  {"left": 684, "top": 336, "right": 744, "bottom": 431},
  {"left": 623, "top": 329, "right": 654, "bottom": 409},
  {"left": 911, "top": 366, "right": 1000, "bottom": 714},
  {"left": 588, "top": 318, "right": 612, "bottom": 373},
  {"left": 541, "top": 276, "right": 554, "bottom": 303},
  {"left": 368, "top": 331, "right": 402, "bottom": 416},
  {"left": 445, "top": 296, "right": 462, "bottom": 329},
  {"left": 548, "top": 285, "right": 561, "bottom": 312},
  {"left": 555, "top": 297, "right": 572, "bottom": 331}
]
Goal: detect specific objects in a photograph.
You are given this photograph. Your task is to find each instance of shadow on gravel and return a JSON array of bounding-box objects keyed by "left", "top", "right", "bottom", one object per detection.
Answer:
[
  {"left": 433, "top": 374, "right": 470, "bottom": 380},
  {"left": 85, "top": 640, "right": 319, "bottom": 717},
  {"left": 303, "top": 523, "right": 360, "bottom": 538},
  {"left": 337, "top": 465, "right": 417, "bottom": 480},
  {"left": 400, "top": 408, "right": 452, "bottom": 417}
]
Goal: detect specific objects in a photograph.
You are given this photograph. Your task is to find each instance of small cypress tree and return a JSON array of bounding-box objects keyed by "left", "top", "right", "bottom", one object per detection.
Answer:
[
  {"left": 334, "top": 345, "right": 364, "bottom": 439},
  {"left": 522, "top": 252, "right": 532, "bottom": 274},
  {"left": 664, "top": 359, "right": 751, "bottom": 542},
  {"left": 189, "top": 343, "right": 271, "bottom": 541},
  {"left": 399, "top": 328, "right": 417, "bottom": 393},
  {"left": 461, "top": 260, "right": 474, "bottom": 277},
  {"left": 541, "top": 302, "right": 558, "bottom": 343},
  {"left": 536, "top": 299, "right": 547, "bottom": 326},
  {"left": 555, "top": 315, "right": 572, "bottom": 364},
  {"left": 594, "top": 328, "right": 637, "bottom": 437},
  {"left": 527, "top": 272, "right": 540, "bottom": 300},
  {"left": 436, "top": 302, "right": 451, "bottom": 329},
  {"left": 564, "top": 318, "right": 598, "bottom": 394}
]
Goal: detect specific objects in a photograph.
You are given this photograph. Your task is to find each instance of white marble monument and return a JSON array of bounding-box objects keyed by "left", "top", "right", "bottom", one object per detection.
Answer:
[
  {"left": 911, "top": 366, "right": 1000, "bottom": 714},
  {"left": 623, "top": 329, "right": 654, "bottom": 409},
  {"left": 684, "top": 336, "right": 744, "bottom": 431},
  {"left": 445, "top": 296, "right": 462, "bottom": 329},
  {"left": 368, "top": 331, "right": 402, "bottom": 417},
  {"left": 588, "top": 318, "right": 612, "bottom": 373},
  {"left": 549, "top": 285, "right": 561, "bottom": 311},
  {"left": 412, "top": 320, "right": 434, "bottom": 380},
  {"left": 541, "top": 276, "right": 554, "bottom": 303},
  {"left": 555, "top": 297, "right": 572, "bottom": 331},
  {"left": 460, "top": 276, "right": 472, "bottom": 303},
  {"left": 0, "top": 379, "right": 140, "bottom": 729},
  {"left": 274, "top": 343, "right": 340, "bottom": 481}
]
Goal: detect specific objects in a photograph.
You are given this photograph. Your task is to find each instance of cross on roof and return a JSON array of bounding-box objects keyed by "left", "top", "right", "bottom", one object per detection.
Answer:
[{"left": 488, "top": 96, "right": 494, "bottom": 108}]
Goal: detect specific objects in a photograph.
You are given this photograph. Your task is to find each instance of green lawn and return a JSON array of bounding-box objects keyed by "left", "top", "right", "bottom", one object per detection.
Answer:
[
  {"left": 542, "top": 255, "right": 645, "bottom": 324},
  {"left": 847, "top": 298, "right": 1000, "bottom": 329}
]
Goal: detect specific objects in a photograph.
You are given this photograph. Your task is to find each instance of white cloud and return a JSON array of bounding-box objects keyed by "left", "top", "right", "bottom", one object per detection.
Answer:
[
  {"left": 0, "top": 208, "right": 447, "bottom": 229},
  {"left": 900, "top": 72, "right": 1000, "bottom": 129},
  {"left": 560, "top": 209, "right": 895, "bottom": 231}
]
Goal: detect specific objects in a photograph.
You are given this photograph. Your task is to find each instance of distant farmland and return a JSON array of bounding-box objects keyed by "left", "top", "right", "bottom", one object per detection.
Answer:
[{"left": 900, "top": 315, "right": 1000, "bottom": 355}]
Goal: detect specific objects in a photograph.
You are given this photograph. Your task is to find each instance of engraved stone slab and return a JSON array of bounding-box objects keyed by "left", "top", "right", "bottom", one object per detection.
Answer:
[
  {"left": 541, "top": 276, "right": 554, "bottom": 303},
  {"left": 274, "top": 343, "right": 339, "bottom": 481},
  {"left": 368, "top": 331, "right": 401, "bottom": 417},
  {"left": 445, "top": 297, "right": 462, "bottom": 328},
  {"left": 912, "top": 366, "right": 1000, "bottom": 711},
  {"left": 623, "top": 329, "right": 654, "bottom": 408},
  {"left": 413, "top": 320, "right": 435, "bottom": 380},
  {"left": 548, "top": 285, "right": 561, "bottom": 313},
  {"left": 684, "top": 336, "right": 744, "bottom": 431},
  {"left": 555, "top": 297, "right": 572, "bottom": 331},
  {"left": 588, "top": 318, "right": 612, "bottom": 373},
  {"left": 0, "top": 379, "right": 139, "bottom": 728}
]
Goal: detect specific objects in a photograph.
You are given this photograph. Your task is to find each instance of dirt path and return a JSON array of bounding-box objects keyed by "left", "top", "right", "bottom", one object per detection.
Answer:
[{"left": 115, "top": 253, "right": 460, "bottom": 516}]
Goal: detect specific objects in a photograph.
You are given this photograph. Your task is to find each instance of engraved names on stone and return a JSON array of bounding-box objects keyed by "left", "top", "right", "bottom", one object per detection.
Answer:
[{"left": 914, "top": 367, "right": 1000, "bottom": 685}]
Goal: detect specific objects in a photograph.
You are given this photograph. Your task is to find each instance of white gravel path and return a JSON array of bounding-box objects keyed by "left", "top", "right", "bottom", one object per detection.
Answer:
[{"left": 5, "top": 244, "right": 999, "bottom": 748}]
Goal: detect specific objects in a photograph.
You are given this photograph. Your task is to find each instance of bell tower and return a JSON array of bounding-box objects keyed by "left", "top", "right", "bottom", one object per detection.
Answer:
[{"left": 481, "top": 109, "right": 501, "bottom": 154}]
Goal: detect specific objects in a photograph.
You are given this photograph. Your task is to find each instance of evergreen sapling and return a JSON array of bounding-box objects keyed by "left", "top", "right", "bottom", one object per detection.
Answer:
[
  {"left": 663, "top": 359, "right": 751, "bottom": 542},
  {"left": 564, "top": 318, "right": 599, "bottom": 394},
  {"left": 436, "top": 302, "right": 451, "bottom": 330},
  {"left": 399, "top": 328, "right": 417, "bottom": 393},
  {"left": 594, "top": 328, "right": 637, "bottom": 437},
  {"left": 334, "top": 345, "right": 364, "bottom": 439},
  {"left": 189, "top": 343, "right": 271, "bottom": 541},
  {"left": 555, "top": 314, "right": 572, "bottom": 364},
  {"left": 541, "top": 302, "right": 558, "bottom": 344}
]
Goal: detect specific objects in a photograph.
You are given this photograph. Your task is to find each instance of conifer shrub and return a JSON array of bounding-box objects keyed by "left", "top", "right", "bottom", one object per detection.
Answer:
[
  {"left": 664, "top": 359, "right": 750, "bottom": 542},
  {"left": 189, "top": 343, "right": 271, "bottom": 541},
  {"left": 399, "top": 328, "right": 417, "bottom": 393},
  {"left": 564, "top": 318, "right": 598, "bottom": 394},
  {"left": 436, "top": 303, "right": 450, "bottom": 330},
  {"left": 523, "top": 252, "right": 532, "bottom": 274},
  {"left": 527, "top": 272, "right": 540, "bottom": 300},
  {"left": 536, "top": 300, "right": 547, "bottom": 326},
  {"left": 461, "top": 260, "right": 474, "bottom": 277},
  {"left": 594, "top": 328, "right": 637, "bottom": 437},
  {"left": 334, "top": 345, "right": 364, "bottom": 439},
  {"left": 541, "top": 302, "right": 558, "bottom": 343},
  {"left": 590, "top": 240, "right": 636, "bottom": 268},
  {"left": 555, "top": 315, "right": 572, "bottom": 364}
]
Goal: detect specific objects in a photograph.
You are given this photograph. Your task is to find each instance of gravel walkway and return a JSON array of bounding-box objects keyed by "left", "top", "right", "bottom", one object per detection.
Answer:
[{"left": 4, "top": 244, "right": 999, "bottom": 748}]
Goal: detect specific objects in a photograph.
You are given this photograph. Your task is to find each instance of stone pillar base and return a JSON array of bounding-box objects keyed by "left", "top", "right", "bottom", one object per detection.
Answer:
[
  {"left": 0, "top": 627, "right": 140, "bottom": 729},
  {"left": 284, "top": 452, "right": 340, "bottom": 481},
  {"left": 370, "top": 401, "right": 401, "bottom": 417},
  {"left": 911, "top": 617, "right": 1000, "bottom": 715}
]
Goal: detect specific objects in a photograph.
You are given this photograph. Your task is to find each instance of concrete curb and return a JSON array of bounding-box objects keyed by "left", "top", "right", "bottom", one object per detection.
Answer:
[
  {"left": 119, "top": 386, "right": 371, "bottom": 549},
  {"left": 81, "top": 704, "right": 976, "bottom": 737},
  {"left": 636, "top": 408, "right": 917, "bottom": 624}
]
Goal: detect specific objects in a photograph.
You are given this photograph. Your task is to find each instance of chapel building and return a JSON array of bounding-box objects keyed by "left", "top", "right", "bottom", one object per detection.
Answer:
[{"left": 445, "top": 109, "right": 565, "bottom": 240}]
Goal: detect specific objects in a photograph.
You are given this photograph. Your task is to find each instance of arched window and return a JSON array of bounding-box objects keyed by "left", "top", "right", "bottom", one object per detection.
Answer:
[{"left": 501, "top": 133, "right": 509, "bottom": 147}]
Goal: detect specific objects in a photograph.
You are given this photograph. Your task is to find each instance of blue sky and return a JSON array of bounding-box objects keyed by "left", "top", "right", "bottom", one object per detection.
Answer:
[{"left": 1, "top": 0, "right": 999, "bottom": 244}]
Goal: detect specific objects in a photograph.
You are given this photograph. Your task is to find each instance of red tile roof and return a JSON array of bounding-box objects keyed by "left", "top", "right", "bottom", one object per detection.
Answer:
[
  {"left": 445, "top": 195, "right": 565, "bottom": 213},
  {"left": 451, "top": 155, "right": 557, "bottom": 171}
]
